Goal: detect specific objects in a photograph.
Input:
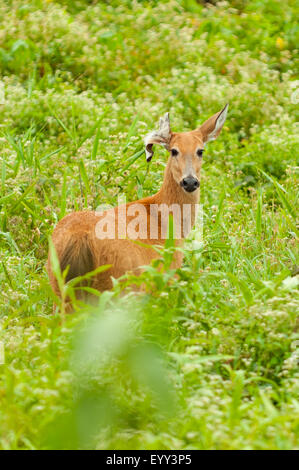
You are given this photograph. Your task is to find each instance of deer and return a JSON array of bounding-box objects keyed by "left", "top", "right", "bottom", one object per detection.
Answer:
[{"left": 47, "top": 104, "right": 228, "bottom": 309}]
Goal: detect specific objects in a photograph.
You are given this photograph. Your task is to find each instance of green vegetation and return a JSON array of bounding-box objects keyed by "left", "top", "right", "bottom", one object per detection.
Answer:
[{"left": 0, "top": 0, "right": 298, "bottom": 450}]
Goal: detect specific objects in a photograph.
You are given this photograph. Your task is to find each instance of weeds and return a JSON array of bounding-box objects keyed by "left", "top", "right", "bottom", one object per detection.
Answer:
[{"left": 0, "top": 0, "right": 298, "bottom": 450}]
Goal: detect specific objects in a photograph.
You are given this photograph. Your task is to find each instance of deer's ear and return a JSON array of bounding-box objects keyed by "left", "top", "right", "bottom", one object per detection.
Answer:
[
  {"left": 144, "top": 112, "right": 172, "bottom": 162},
  {"left": 198, "top": 104, "right": 228, "bottom": 144}
]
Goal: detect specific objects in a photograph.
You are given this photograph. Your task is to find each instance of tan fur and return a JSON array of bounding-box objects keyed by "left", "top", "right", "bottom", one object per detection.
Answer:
[{"left": 47, "top": 106, "right": 227, "bottom": 307}]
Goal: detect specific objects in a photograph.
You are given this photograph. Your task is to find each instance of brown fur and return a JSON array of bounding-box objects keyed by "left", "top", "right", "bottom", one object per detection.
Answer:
[
  {"left": 47, "top": 106, "right": 227, "bottom": 308},
  {"left": 60, "top": 233, "right": 94, "bottom": 283}
]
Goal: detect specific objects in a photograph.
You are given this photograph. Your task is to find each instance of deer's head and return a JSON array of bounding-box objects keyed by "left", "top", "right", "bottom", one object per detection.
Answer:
[{"left": 145, "top": 104, "right": 228, "bottom": 193}]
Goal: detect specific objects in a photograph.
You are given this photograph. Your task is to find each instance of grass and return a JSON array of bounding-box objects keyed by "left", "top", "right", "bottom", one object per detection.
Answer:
[{"left": 0, "top": 0, "right": 298, "bottom": 450}]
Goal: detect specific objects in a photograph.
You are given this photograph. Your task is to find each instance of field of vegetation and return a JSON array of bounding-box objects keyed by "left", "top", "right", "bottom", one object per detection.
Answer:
[{"left": 0, "top": 0, "right": 298, "bottom": 450}]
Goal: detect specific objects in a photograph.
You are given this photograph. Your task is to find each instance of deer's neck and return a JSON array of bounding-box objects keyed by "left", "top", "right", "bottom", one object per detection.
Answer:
[{"left": 150, "top": 160, "right": 200, "bottom": 237}]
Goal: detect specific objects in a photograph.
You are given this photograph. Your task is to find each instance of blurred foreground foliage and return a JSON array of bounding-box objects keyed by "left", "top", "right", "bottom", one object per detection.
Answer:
[{"left": 0, "top": 0, "right": 298, "bottom": 450}]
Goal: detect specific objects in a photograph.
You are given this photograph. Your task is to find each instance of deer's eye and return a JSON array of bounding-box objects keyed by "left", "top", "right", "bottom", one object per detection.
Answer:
[
  {"left": 171, "top": 148, "right": 179, "bottom": 157},
  {"left": 196, "top": 149, "right": 204, "bottom": 157}
]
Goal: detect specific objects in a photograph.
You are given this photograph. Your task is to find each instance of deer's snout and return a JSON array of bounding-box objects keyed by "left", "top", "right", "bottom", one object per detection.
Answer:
[{"left": 180, "top": 176, "right": 200, "bottom": 193}]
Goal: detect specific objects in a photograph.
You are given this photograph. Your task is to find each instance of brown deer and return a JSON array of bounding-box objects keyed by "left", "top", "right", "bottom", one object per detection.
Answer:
[{"left": 47, "top": 105, "right": 228, "bottom": 307}]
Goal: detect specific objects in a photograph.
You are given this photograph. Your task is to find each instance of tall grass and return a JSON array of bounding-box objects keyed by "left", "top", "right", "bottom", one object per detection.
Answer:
[{"left": 0, "top": 0, "right": 298, "bottom": 450}]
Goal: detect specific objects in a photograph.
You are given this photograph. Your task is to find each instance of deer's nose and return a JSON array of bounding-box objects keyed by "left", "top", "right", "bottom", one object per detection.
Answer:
[{"left": 181, "top": 176, "right": 200, "bottom": 192}]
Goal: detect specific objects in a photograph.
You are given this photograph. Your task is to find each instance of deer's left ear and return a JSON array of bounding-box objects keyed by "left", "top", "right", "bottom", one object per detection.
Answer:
[
  {"left": 144, "top": 112, "right": 172, "bottom": 162},
  {"left": 198, "top": 104, "right": 228, "bottom": 144}
]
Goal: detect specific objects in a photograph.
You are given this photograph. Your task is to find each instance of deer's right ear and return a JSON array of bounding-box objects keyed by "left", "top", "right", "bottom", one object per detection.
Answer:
[
  {"left": 144, "top": 113, "right": 172, "bottom": 162},
  {"left": 198, "top": 104, "right": 229, "bottom": 144}
]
